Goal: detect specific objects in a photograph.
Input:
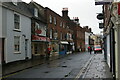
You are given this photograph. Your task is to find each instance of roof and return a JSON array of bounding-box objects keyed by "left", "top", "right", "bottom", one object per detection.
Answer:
[
  {"left": 2, "top": 1, "right": 32, "bottom": 18},
  {"left": 28, "top": 2, "right": 46, "bottom": 23}
]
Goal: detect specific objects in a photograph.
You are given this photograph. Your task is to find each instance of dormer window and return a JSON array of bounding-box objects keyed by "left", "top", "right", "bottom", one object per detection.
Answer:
[
  {"left": 12, "top": 0, "right": 18, "bottom": 6},
  {"left": 34, "top": 8, "right": 38, "bottom": 17}
]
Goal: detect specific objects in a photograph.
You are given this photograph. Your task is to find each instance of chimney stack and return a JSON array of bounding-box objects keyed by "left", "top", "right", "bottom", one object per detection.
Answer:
[
  {"left": 62, "top": 8, "right": 68, "bottom": 17},
  {"left": 74, "top": 17, "right": 79, "bottom": 22}
]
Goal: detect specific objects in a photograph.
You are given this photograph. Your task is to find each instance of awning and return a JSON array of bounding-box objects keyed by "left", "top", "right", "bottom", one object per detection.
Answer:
[
  {"left": 32, "top": 35, "right": 50, "bottom": 42},
  {"left": 60, "top": 41, "right": 69, "bottom": 44}
]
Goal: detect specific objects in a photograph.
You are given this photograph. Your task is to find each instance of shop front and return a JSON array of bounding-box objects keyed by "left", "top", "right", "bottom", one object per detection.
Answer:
[
  {"left": 59, "top": 41, "right": 69, "bottom": 55},
  {"left": 32, "top": 35, "right": 50, "bottom": 58},
  {"left": 50, "top": 40, "right": 59, "bottom": 57}
]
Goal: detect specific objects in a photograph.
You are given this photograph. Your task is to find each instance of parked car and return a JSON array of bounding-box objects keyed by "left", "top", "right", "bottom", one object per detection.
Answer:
[{"left": 94, "top": 45, "right": 102, "bottom": 53}]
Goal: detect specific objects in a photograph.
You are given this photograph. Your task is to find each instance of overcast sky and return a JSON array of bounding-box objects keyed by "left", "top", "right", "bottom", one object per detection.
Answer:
[{"left": 23, "top": 0, "right": 103, "bottom": 34}]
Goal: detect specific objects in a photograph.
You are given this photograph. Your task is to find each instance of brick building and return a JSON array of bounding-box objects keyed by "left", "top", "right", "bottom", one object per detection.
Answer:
[{"left": 44, "top": 7, "right": 74, "bottom": 55}]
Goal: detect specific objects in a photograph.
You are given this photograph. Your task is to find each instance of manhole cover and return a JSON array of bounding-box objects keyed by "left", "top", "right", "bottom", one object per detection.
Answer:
[
  {"left": 44, "top": 71, "right": 50, "bottom": 73},
  {"left": 62, "top": 65, "right": 67, "bottom": 67},
  {"left": 67, "top": 58, "right": 72, "bottom": 60}
]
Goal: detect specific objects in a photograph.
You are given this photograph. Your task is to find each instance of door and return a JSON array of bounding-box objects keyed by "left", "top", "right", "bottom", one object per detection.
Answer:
[
  {"left": 25, "top": 39, "right": 28, "bottom": 59},
  {"left": 0, "top": 38, "right": 5, "bottom": 64}
]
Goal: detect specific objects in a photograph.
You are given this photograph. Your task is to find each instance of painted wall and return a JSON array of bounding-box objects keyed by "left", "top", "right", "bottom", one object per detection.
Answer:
[
  {"left": 85, "top": 32, "right": 90, "bottom": 51},
  {"left": 3, "top": 7, "right": 31, "bottom": 63},
  {"left": 106, "top": 34, "right": 110, "bottom": 68}
]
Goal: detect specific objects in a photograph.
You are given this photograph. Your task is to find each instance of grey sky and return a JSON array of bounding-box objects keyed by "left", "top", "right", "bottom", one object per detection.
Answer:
[{"left": 23, "top": 0, "right": 103, "bottom": 34}]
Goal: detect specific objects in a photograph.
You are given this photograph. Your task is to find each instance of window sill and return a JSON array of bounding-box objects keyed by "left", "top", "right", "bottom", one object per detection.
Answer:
[
  {"left": 13, "top": 29, "right": 21, "bottom": 32},
  {"left": 14, "top": 52, "right": 21, "bottom": 54}
]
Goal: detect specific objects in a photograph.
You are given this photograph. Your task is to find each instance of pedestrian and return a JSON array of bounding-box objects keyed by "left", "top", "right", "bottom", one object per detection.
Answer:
[
  {"left": 88, "top": 46, "right": 92, "bottom": 54},
  {"left": 46, "top": 46, "right": 51, "bottom": 60}
]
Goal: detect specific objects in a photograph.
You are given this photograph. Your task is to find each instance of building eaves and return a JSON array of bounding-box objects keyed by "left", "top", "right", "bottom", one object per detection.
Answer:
[{"left": 45, "top": 7, "right": 64, "bottom": 19}]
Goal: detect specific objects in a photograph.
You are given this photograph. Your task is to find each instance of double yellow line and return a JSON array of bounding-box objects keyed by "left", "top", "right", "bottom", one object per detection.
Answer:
[{"left": 74, "top": 55, "right": 95, "bottom": 80}]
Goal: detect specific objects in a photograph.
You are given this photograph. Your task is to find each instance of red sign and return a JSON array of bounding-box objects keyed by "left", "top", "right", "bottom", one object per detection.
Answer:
[
  {"left": 35, "top": 30, "right": 42, "bottom": 34},
  {"left": 32, "top": 35, "right": 50, "bottom": 42}
]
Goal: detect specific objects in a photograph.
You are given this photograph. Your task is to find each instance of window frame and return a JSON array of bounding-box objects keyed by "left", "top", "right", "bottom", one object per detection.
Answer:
[
  {"left": 54, "top": 17, "right": 57, "bottom": 25},
  {"left": 14, "top": 13, "right": 21, "bottom": 31},
  {"left": 34, "top": 8, "right": 38, "bottom": 17},
  {"left": 14, "top": 36, "right": 21, "bottom": 54},
  {"left": 49, "top": 15, "right": 52, "bottom": 23}
]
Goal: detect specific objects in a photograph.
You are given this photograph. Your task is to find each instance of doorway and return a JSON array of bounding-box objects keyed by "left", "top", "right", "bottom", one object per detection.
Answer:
[
  {"left": 25, "top": 39, "right": 28, "bottom": 59},
  {"left": 0, "top": 38, "right": 5, "bottom": 64}
]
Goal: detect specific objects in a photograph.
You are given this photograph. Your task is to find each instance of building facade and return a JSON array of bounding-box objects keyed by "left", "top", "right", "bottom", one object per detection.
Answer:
[
  {"left": 29, "top": 1, "right": 49, "bottom": 58},
  {"left": 1, "top": 2, "right": 32, "bottom": 63}
]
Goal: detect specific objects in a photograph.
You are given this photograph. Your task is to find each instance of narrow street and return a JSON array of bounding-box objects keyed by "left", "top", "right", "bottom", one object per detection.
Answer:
[
  {"left": 3, "top": 52, "right": 113, "bottom": 79},
  {"left": 5, "top": 52, "right": 92, "bottom": 79}
]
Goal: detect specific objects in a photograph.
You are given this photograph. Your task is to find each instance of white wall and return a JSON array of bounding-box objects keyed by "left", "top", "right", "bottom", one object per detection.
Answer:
[
  {"left": 3, "top": 8, "right": 31, "bottom": 63},
  {"left": 85, "top": 32, "right": 90, "bottom": 51},
  {"left": 106, "top": 34, "right": 110, "bottom": 68}
]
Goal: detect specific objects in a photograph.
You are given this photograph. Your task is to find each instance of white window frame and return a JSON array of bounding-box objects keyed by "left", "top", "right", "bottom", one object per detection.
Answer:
[
  {"left": 14, "top": 36, "right": 21, "bottom": 53},
  {"left": 49, "top": 15, "right": 52, "bottom": 23},
  {"left": 34, "top": 8, "right": 38, "bottom": 17},
  {"left": 14, "top": 13, "right": 20, "bottom": 31}
]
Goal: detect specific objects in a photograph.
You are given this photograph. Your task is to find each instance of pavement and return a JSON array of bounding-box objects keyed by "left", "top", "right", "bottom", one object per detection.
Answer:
[{"left": 81, "top": 53, "right": 113, "bottom": 79}]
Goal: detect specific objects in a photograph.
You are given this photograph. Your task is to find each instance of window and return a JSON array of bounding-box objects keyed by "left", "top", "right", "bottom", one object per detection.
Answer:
[
  {"left": 60, "top": 22, "right": 62, "bottom": 27},
  {"left": 60, "top": 33, "right": 62, "bottom": 40},
  {"left": 50, "top": 29, "right": 53, "bottom": 39},
  {"left": 54, "top": 17, "right": 57, "bottom": 25},
  {"left": 49, "top": 15, "right": 52, "bottom": 23},
  {"left": 63, "top": 23, "right": 65, "bottom": 28},
  {"left": 35, "top": 22, "right": 40, "bottom": 31},
  {"left": 14, "top": 14, "right": 20, "bottom": 30},
  {"left": 14, "top": 36, "right": 20, "bottom": 53},
  {"left": 34, "top": 8, "right": 38, "bottom": 17}
]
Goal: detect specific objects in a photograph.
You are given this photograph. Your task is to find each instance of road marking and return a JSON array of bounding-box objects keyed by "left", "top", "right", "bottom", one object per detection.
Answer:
[
  {"left": 74, "top": 54, "right": 95, "bottom": 80},
  {"left": 0, "top": 68, "right": 28, "bottom": 79}
]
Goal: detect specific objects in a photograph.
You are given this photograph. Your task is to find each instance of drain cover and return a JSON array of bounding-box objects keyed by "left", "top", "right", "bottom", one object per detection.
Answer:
[
  {"left": 62, "top": 65, "right": 67, "bottom": 67},
  {"left": 44, "top": 71, "right": 50, "bottom": 73}
]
